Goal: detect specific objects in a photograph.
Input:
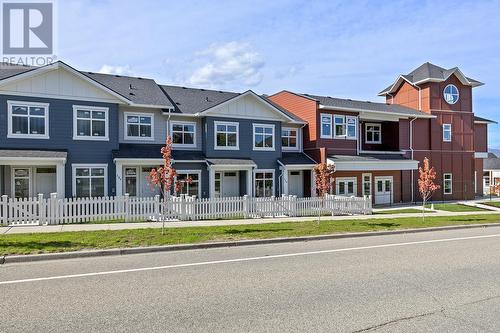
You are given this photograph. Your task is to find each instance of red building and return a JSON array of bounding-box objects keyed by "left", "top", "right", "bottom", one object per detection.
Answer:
[{"left": 269, "top": 63, "right": 495, "bottom": 204}]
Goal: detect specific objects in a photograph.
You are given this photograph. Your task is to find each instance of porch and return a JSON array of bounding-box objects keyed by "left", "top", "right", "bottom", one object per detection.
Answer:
[
  {"left": 0, "top": 150, "right": 66, "bottom": 198},
  {"left": 279, "top": 152, "right": 317, "bottom": 197},
  {"left": 207, "top": 158, "right": 256, "bottom": 198}
]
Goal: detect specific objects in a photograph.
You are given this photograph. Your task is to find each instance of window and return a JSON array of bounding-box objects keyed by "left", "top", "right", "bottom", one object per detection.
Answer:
[
  {"left": 214, "top": 121, "right": 238, "bottom": 149},
  {"left": 443, "top": 124, "right": 452, "bottom": 142},
  {"left": 124, "top": 167, "right": 138, "bottom": 196},
  {"left": 73, "top": 165, "right": 107, "bottom": 197},
  {"left": 253, "top": 124, "right": 275, "bottom": 150},
  {"left": 171, "top": 121, "right": 196, "bottom": 147},
  {"left": 254, "top": 171, "right": 274, "bottom": 197},
  {"left": 320, "top": 114, "right": 332, "bottom": 138},
  {"left": 176, "top": 171, "right": 201, "bottom": 198},
  {"left": 362, "top": 173, "right": 372, "bottom": 196},
  {"left": 7, "top": 101, "right": 49, "bottom": 139},
  {"left": 334, "top": 115, "right": 357, "bottom": 139},
  {"left": 443, "top": 84, "right": 459, "bottom": 105},
  {"left": 281, "top": 128, "right": 298, "bottom": 149},
  {"left": 125, "top": 113, "right": 153, "bottom": 140},
  {"left": 73, "top": 105, "right": 109, "bottom": 141},
  {"left": 443, "top": 173, "right": 452, "bottom": 195},
  {"left": 336, "top": 177, "right": 357, "bottom": 196},
  {"left": 365, "top": 123, "right": 381, "bottom": 144}
]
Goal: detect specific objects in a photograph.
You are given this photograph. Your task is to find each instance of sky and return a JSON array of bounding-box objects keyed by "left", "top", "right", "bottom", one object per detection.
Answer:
[{"left": 56, "top": 0, "right": 500, "bottom": 146}]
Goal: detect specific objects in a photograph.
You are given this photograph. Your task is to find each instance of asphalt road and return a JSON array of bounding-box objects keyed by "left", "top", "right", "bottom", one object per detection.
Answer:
[{"left": 1, "top": 227, "right": 500, "bottom": 332}]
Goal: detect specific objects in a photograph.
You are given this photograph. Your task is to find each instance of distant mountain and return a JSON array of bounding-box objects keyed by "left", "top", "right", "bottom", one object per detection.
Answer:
[{"left": 488, "top": 148, "right": 500, "bottom": 157}]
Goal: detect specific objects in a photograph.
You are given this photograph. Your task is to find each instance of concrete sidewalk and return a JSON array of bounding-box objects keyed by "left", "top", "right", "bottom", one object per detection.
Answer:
[{"left": 2, "top": 210, "right": 500, "bottom": 234}]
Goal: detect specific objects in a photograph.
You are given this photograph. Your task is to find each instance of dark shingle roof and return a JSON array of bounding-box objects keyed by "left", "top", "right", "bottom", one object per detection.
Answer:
[
  {"left": 83, "top": 72, "right": 173, "bottom": 108},
  {"left": 112, "top": 144, "right": 205, "bottom": 161},
  {"left": 474, "top": 115, "right": 497, "bottom": 124},
  {"left": 379, "top": 62, "right": 483, "bottom": 95},
  {"left": 0, "top": 62, "right": 173, "bottom": 108},
  {"left": 205, "top": 158, "right": 257, "bottom": 166},
  {"left": 160, "top": 85, "right": 239, "bottom": 114},
  {"left": 301, "top": 93, "right": 432, "bottom": 118},
  {"left": 278, "top": 153, "right": 317, "bottom": 165},
  {"left": 484, "top": 155, "right": 500, "bottom": 170},
  {"left": 0, "top": 149, "right": 67, "bottom": 159}
]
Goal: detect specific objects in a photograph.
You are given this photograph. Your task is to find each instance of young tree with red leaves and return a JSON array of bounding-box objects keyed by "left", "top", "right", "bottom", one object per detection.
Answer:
[
  {"left": 148, "top": 136, "right": 191, "bottom": 233},
  {"left": 418, "top": 157, "right": 440, "bottom": 220},
  {"left": 313, "top": 162, "right": 336, "bottom": 223}
]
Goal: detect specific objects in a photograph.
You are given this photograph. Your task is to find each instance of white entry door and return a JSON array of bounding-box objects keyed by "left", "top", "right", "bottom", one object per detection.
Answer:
[
  {"left": 222, "top": 171, "right": 239, "bottom": 197},
  {"left": 375, "top": 177, "right": 393, "bottom": 205},
  {"left": 35, "top": 167, "right": 57, "bottom": 197},
  {"left": 288, "top": 171, "right": 304, "bottom": 197}
]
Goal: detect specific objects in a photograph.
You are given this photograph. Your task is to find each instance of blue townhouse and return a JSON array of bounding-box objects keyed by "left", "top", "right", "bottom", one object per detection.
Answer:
[{"left": 0, "top": 61, "right": 316, "bottom": 199}]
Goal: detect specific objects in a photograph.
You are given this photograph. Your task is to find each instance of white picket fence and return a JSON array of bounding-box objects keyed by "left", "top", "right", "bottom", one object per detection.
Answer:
[{"left": 0, "top": 193, "right": 372, "bottom": 226}]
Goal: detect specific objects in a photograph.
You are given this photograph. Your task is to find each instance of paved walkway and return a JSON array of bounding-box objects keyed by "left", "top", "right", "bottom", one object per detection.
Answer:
[{"left": 2, "top": 209, "right": 500, "bottom": 234}]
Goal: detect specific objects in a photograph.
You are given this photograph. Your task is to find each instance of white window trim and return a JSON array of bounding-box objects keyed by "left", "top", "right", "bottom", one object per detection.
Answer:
[
  {"left": 333, "top": 115, "right": 357, "bottom": 140},
  {"left": 365, "top": 123, "right": 382, "bottom": 144},
  {"left": 175, "top": 170, "right": 202, "bottom": 198},
  {"left": 253, "top": 123, "right": 275, "bottom": 151},
  {"left": 72, "top": 105, "right": 109, "bottom": 141},
  {"left": 253, "top": 169, "right": 275, "bottom": 197},
  {"left": 72, "top": 164, "right": 108, "bottom": 197},
  {"left": 443, "top": 123, "right": 452, "bottom": 142},
  {"left": 170, "top": 120, "right": 197, "bottom": 148},
  {"left": 124, "top": 112, "right": 155, "bottom": 141},
  {"left": 320, "top": 113, "right": 332, "bottom": 139},
  {"left": 282, "top": 127, "right": 299, "bottom": 151},
  {"left": 7, "top": 100, "right": 50, "bottom": 139},
  {"left": 214, "top": 121, "right": 239, "bottom": 150},
  {"left": 443, "top": 173, "right": 453, "bottom": 195},
  {"left": 11, "top": 167, "right": 32, "bottom": 198},
  {"left": 362, "top": 173, "right": 372, "bottom": 196},
  {"left": 335, "top": 177, "right": 357, "bottom": 196}
]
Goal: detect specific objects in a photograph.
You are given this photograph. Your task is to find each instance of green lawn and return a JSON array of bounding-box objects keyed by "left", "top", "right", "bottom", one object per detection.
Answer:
[
  {"left": 374, "top": 208, "right": 426, "bottom": 215},
  {"left": 480, "top": 201, "right": 500, "bottom": 208},
  {"left": 2, "top": 214, "right": 500, "bottom": 255},
  {"left": 426, "top": 203, "right": 486, "bottom": 212}
]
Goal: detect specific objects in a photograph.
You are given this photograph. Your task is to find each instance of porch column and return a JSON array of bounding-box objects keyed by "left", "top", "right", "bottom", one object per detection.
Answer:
[
  {"left": 56, "top": 163, "right": 65, "bottom": 198},
  {"left": 246, "top": 168, "right": 253, "bottom": 197},
  {"left": 209, "top": 167, "right": 215, "bottom": 198},
  {"left": 281, "top": 167, "right": 289, "bottom": 196},
  {"left": 115, "top": 162, "right": 123, "bottom": 196},
  {"left": 311, "top": 170, "right": 316, "bottom": 197}
]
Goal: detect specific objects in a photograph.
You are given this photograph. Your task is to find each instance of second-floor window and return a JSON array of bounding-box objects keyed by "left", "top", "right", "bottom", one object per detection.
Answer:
[
  {"left": 253, "top": 124, "right": 275, "bottom": 150},
  {"left": 443, "top": 124, "right": 452, "bottom": 142},
  {"left": 214, "top": 121, "right": 239, "bottom": 150},
  {"left": 320, "top": 114, "right": 332, "bottom": 138},
  {"left": 281, "top": 128, "right": 298, "bottom": 149},
  {"left": 365, "top": 123, "right": 381, "bottom": 144},
  {"left": 73, "top": 105, "right": 109, "bottom": 141},
  {"left": 125, "top": 113, "right": 153, "bottom": 140},
  {"left": 171, "top": 121, "right": 196, "bottom": 147},
  {"left": 7, "top": 101, "right": 49, "bottom": 139},
  {"left": 335, "top": 115, "right": 357, "bottom": 139}
]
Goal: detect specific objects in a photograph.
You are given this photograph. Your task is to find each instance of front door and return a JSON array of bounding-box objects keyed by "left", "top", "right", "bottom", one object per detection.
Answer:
[
  {"left": 375, "top": 177, "right": 393, "bottom": 205},
  {"left": 12, "top": 167, "right": 31, "bottom": 198},
  {"left": 35, "top": 167, "right": 56, "bottom": 197},
  {"left": 140, "top": 167, "right": 160, "bottom": 197},
  {"left": 214, "top": 171, "right": 240, "bottom": 197},
  {"left": 288, "top": 171, "right": 304, "bottom": 197},
  {"left": 124, "top": 167, "right": 138, "bottom": 196}
]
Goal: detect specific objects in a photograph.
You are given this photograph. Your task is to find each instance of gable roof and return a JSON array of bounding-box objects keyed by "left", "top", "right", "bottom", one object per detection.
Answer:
[
  {"left": 161, "top": 85, "right": 304, "bottom": 123},
  {"left": 379, "top": 62, "right": 484, "bottom": 96},
  {"left": 300, "top": 93, "right": 434, "bottom": 118},
  {"left": 0, "top": 61, "right": 174, "bottom": 109},
  {"left": 474, "top": 115, "right": 497, "bottom": 124}
]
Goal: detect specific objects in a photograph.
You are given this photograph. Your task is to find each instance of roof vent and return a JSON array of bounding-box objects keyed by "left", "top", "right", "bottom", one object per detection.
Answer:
[
  {"left": 129, "top": 84, "right": 137, "bottom": 90},
  {"left": 175, "top": 102, "right": 181, "bottom": 105},
  {"left": 129, "top": 92, "right": 135, "bottom": 96},
  {"left": 205, "top": 97, "right": 212, "bottom": 102}
]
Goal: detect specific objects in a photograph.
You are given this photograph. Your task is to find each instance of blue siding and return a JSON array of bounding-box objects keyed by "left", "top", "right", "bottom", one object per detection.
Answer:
[{"left": 0, "top": 94, "right": 119, "bottom": 197}]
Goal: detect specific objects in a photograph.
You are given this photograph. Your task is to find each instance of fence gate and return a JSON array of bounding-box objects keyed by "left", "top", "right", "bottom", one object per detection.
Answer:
[{"left": 1, "top": 195, "right": 45, "bottom": 226}]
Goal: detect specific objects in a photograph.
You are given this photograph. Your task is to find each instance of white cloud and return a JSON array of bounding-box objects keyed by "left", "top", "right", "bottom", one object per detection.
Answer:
[
  {"left": 188, "top": 42, "right": 264, "bottom": 88},
  {"left": 98, "top": 64, "right": 134, "bottom": 76}
]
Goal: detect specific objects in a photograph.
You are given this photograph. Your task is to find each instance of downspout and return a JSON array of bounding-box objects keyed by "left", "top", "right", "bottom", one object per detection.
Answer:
[{"left": 409, "top": 117, "right": 417, "bottom": 203}]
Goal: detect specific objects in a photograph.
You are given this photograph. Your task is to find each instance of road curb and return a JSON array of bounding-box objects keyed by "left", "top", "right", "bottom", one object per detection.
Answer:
[{"left": 3, "top": 222, "right": 500, "bottom": 264}]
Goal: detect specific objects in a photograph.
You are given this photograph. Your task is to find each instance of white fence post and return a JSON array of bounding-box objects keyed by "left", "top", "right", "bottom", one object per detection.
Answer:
[
  {"left": 243, "top": 195, "right": 249, "bottom": 218},
  {"left": 154, "top": 195, "right": 160, "bottom": 221},
  {"left": 1, "top": 195, "right": 8, "bottom": 226},
  {"left": 180, "top": 195, "right": 187, "bottom": 221},
  {"left": 49, "top": 193, "right": 58, "bottom": 225},
  {"left": 124, "top": 194, "right": 130, "bottom": 222},
  {"left": 37, "top": 194, "right": 45, "bottom": 225}
]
